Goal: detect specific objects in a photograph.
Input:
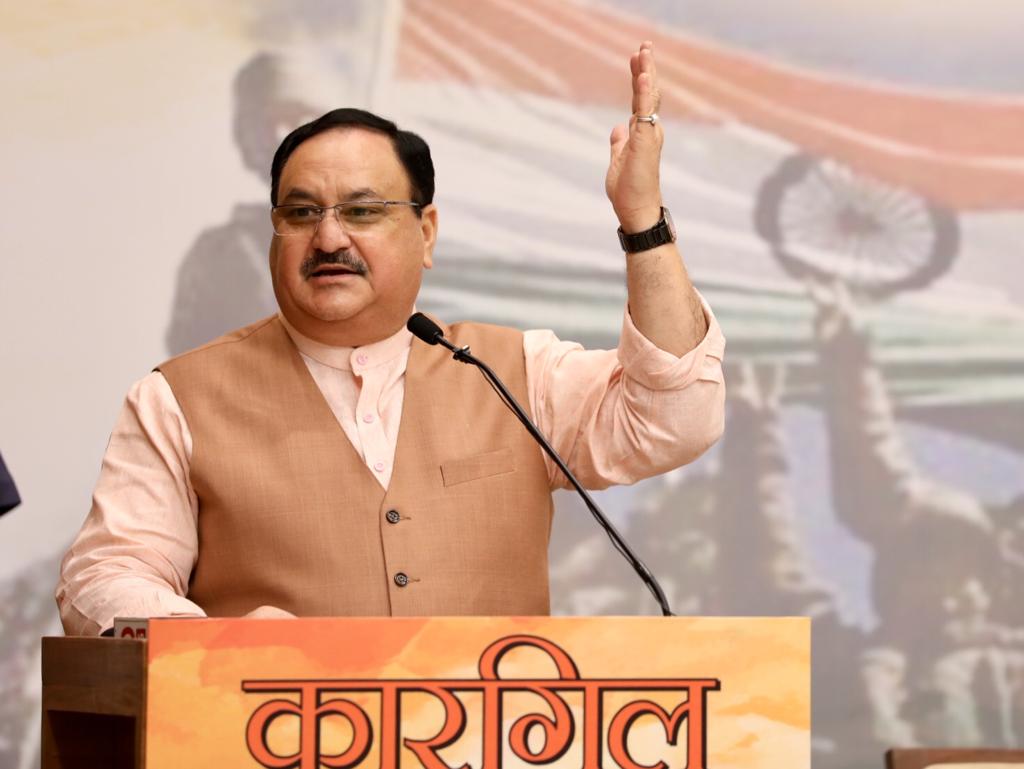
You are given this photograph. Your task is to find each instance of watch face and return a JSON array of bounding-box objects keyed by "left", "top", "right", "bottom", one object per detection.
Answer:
[{"left": 663, "top": 207, "right": 676, "bottom": 240}]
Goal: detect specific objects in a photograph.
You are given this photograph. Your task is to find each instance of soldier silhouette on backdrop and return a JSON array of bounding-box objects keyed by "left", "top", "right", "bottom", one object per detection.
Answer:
[
  {"left": 551, "top": 275, "right": 1024, "bottom": 766},
  {"left": 165, "top": 52, "right": 332, "bottom": 354},
  {"left": 811, "top": 280, "right": 1024, "bottom": 749}
]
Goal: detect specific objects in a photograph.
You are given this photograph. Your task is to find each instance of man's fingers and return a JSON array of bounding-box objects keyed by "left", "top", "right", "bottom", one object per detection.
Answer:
[
  {"left": 635, "top": 72, "right": 654, "bottom": 118},
  {"left": 642, "top": 40, "right": 656, "bottom": 82},
  {"left": 630, "top": 52, "right": 641, "bottom": 114},
  {"left": 639, "top": 42, "right": 660, "bottom": 111},
  {"left": 630, "top": 43, "right": 659, "bottom": 120},
  {"left": 630, "top": 41, "right": 659, "bottom": 117},
  {"left": 638, "top": 45, "right": 653, "bottom": 78},
  {"left": 610, "top": 123, "right": 628, "bottom": 159},
  {"left": 245, "top": 605, "right": 296, "bottom": 619},
  {"left": 639, "top": 46, "right": 659, "bottom": 110}
]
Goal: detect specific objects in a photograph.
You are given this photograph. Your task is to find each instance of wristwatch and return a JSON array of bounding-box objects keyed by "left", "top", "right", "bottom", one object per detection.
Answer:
[{"left": 617, "top": 207, "right": 676, "bottom": 253}]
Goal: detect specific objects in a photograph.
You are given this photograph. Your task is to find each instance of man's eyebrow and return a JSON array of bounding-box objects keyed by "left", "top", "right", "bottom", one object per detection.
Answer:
[
  {"left": 343, "top": 188, "right": 381, "bottom": 201},
  {"left": 279, "top": 188, "right": 320, "bottom": 204},
  {"left": 279, "top": 187, "right": 383, "bottom": 204}
]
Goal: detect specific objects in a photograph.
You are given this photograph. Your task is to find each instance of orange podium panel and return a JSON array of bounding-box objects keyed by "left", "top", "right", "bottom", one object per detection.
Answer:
[{"left": 141, "top": 616, "right": 808, "bottom": 769}]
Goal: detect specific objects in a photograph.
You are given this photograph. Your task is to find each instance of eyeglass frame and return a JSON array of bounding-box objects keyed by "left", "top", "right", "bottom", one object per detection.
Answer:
[{"left": 269, "top": 200, "right": 423, "bottom": 237}]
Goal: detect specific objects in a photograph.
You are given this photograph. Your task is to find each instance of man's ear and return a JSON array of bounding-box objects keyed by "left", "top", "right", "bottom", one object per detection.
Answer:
[
  {"left": 420, "top": 204, "right": 438, "bottom": 269},
  {"left": 268, "top": 238, "right": 279, "bottom": 280}
]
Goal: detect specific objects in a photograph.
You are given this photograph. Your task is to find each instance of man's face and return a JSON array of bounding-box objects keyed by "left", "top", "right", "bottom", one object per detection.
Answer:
[{"left": 270, "top": 127, "right": 437, "bottom": 345}]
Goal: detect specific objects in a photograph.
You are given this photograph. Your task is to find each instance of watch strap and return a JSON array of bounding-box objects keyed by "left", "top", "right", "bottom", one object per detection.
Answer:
[{"left": 617, "top": 207, "right": 675, "bottom": 253}]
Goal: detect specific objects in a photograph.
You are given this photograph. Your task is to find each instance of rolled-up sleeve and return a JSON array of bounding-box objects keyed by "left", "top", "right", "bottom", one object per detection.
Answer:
[
  {"left": 56, "top": 372, "right": 206, "bottom": 635},
  {"left": 524, "top": 295, "right": 725, "bottom": 490}
]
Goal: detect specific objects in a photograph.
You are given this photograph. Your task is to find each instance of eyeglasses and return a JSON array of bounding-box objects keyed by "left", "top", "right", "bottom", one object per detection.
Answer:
[{"left": 270, "top": 200, "right": 422, "bottom": 236}]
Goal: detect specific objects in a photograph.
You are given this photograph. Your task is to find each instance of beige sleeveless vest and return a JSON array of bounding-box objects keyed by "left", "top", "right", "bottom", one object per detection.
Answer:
[{"left": 158, "top": 316, "right": 553, "bottom": 617}]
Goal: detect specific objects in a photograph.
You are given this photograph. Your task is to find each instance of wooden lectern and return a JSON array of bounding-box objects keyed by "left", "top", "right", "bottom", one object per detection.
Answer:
[
  {"left": 42, "top": 616, "right": 809, "bottom": 768},
  {"left": 42, "top": 637, "right": 145, "bottom": 768}
]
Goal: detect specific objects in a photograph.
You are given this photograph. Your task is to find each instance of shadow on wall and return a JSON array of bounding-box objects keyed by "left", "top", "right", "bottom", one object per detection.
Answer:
[{"left": 0, "top": 555, "right": 62, "bottom": 769}]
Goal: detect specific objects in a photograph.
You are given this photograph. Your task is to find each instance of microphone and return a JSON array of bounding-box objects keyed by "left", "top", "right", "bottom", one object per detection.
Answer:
[
  {"left": 406, "top": 313, "right": 445, "bottom": 346},
  {"left": 407, "top": 312, "right": 674, "bottom": 617}
]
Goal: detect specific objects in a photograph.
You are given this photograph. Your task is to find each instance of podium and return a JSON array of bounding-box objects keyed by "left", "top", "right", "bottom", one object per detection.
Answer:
[
  {"left": 42, "top": 636, "right": 145, "bottom": 768},
  {"left": 42, "top": 616, "right": 809, "bottom": 768}
]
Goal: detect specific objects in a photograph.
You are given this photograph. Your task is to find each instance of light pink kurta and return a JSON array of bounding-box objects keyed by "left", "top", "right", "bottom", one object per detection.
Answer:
[{"left": 58, "top": 305, "right": 725, "bottom": 635}]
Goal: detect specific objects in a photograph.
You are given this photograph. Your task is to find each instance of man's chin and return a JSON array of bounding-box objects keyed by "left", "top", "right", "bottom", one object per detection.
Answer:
[
  {"left": 302, "top": 304, "right": 367, "bottom": 324},
  {"left": 278, "top": 296, "right": 367, "bottom": 327},
  {"left": 283, "top": 302, "right": 411, "bottom": 347},
  {"left": 295, "top": 286, "right": 372, "bottom": 321}
]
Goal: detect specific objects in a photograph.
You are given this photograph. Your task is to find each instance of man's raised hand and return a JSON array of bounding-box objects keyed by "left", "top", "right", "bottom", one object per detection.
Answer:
[{"left": 606, "top": 41, "right": 664, "bottom": 234}]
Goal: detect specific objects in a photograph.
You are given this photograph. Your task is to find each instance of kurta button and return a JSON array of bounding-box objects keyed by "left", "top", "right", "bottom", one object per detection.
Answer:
[
  {"left": 385, "top": 510, "right": 401, "bottom": 524},
  {"left": 394, "top": 572, "right": 409, "bottom": 587}
]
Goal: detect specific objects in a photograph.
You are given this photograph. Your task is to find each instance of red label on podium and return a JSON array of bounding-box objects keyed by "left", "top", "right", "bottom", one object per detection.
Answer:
[
  {"left": 145, "top": 617, "right": 809, "bottom": 768},
  {"left": 112, "top": 617, "right": 148, "bottom": 639}
]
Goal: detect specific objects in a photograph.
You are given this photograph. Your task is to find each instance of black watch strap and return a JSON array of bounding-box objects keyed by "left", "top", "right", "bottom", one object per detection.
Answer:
[{"left": 617, "top": 207, "right": 676, "bottom": 253}]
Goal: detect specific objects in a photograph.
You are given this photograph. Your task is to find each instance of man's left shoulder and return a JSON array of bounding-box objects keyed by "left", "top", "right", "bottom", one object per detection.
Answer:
[{"left": 447, "top": 319, "right": 525, "bottom": 346}]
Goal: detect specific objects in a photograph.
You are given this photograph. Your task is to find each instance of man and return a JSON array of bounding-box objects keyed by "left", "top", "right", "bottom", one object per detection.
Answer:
[{"left": 58, "top": 42, "right": 726, "bottom": 634}]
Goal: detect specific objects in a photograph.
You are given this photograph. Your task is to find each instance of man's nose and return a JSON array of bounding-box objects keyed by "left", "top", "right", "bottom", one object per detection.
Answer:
[{"left": 312, "top": 208, "right": 353, "bottom": 251}]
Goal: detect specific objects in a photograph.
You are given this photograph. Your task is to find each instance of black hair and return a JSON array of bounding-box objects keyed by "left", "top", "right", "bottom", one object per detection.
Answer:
[{"left": 270, "top": 107, "right": 435, "bottom": 210}]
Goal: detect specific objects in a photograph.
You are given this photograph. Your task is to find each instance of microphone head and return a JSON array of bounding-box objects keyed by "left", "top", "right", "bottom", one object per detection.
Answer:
[{"left": 407, "top": 313, "right": 444, "bottom": 345}]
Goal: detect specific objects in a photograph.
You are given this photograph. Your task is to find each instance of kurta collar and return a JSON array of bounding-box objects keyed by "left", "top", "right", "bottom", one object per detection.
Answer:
[{"left": 277, "top": 311, "right": 413, "bottom": 372}]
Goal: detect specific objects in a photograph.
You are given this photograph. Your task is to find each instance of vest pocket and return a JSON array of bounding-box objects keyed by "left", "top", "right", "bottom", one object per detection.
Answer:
[{"left": 440, "top": 447, "right": 516, "bottom": 487}]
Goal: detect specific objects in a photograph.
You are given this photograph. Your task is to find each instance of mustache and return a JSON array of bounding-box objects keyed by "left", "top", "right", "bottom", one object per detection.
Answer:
[{"left": 300, "top": 250, "right": 368, "bottom": 279}]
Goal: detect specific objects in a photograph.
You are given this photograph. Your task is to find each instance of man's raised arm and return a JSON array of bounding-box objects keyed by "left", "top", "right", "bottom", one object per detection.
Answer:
[
  {"left": 606, "top": 41, "right": 707, "bottom": 356},
  {"left": 523, "top": 41, "right": 725, "bottom": 491}
]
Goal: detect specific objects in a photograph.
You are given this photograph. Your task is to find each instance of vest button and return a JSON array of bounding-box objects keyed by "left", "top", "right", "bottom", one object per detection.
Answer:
[
  {"left": 394, "top": 572, "right": 409, "bottom": 587},
  {"left": 385, "top": 509, "right": 401, "bottom": 524}
]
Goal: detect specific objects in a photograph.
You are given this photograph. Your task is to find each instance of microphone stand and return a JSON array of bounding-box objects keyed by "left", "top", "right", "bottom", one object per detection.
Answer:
[{"left": 429, "top": 332, "right": 674, "bottom": 617}]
